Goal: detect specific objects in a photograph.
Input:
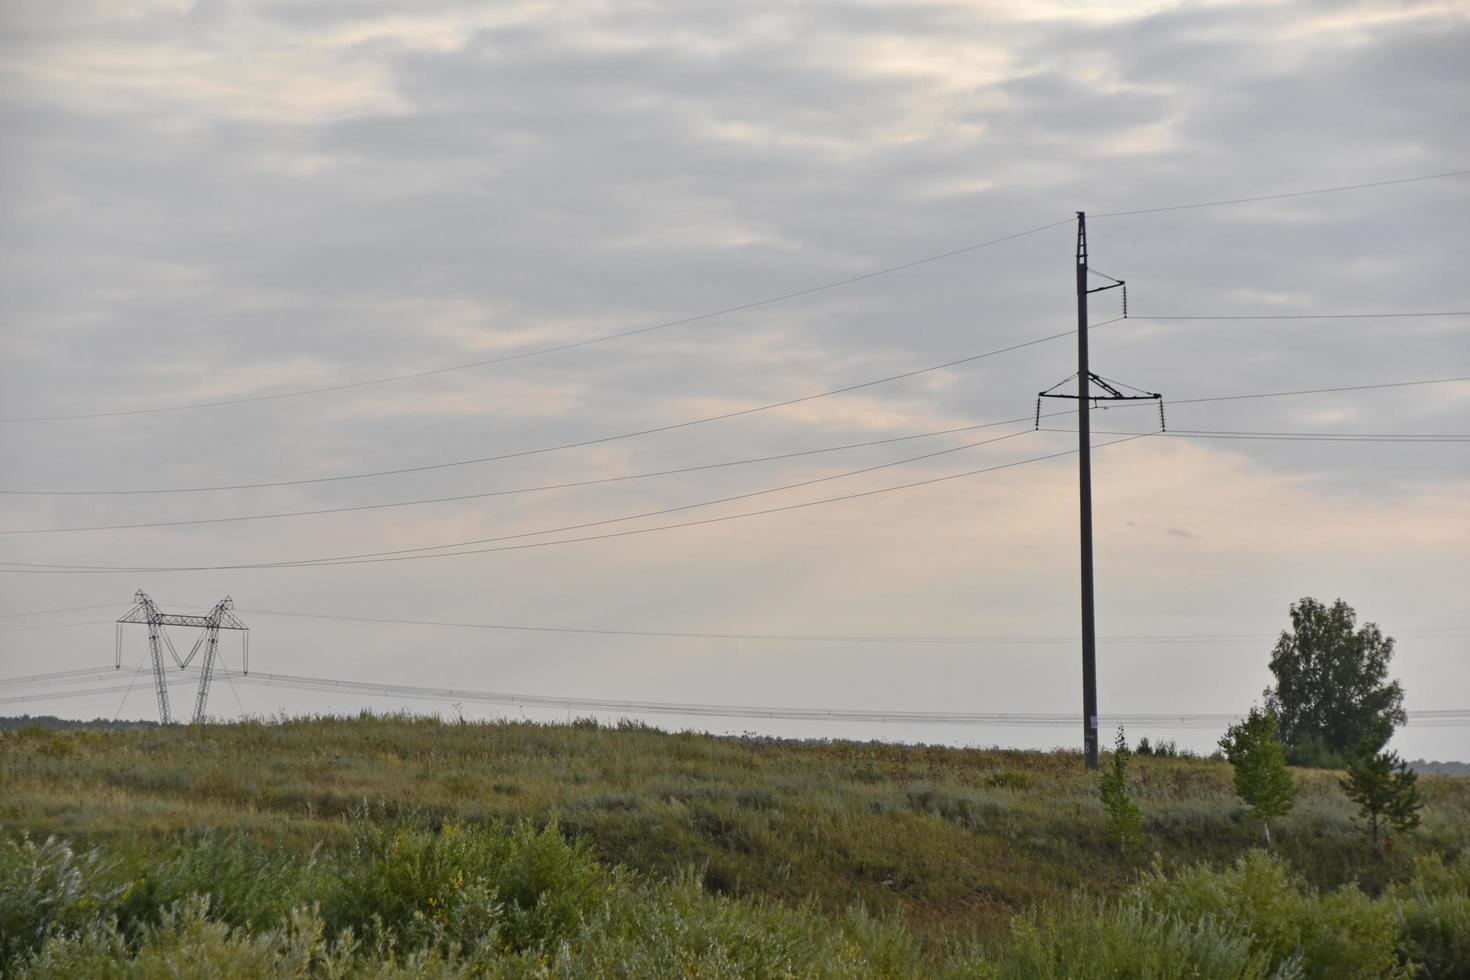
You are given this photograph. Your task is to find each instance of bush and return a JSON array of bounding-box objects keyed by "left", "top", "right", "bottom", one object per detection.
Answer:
[
  {"left": 14, "top": 899, "right": 357, "bottom": 980},
  {"left": 981, "top": 892, "right": 1286, "bottom": 980},
  {"left": 1391, "top": 854, "right": 1470, "bottom": 979},
  {"left": 0, "top": 836, "right": 120, "bottom": 970},
  {"left": 1132, "top": 851, "right": 1408, "bottom": 980},
  {"left": 114, "top": 831, "right": 323, "bottom": 934},
  {"left": 323, "top": 819, "right": 600, "bottom": 955}
]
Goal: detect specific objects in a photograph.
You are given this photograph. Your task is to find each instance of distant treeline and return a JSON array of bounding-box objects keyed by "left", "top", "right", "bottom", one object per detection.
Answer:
[
  {"left": 0, "top": 714, "right": 160, "bottom": 733},
  {"left": 1407, "top": 758, "right": 1470, "bottom": 776}
]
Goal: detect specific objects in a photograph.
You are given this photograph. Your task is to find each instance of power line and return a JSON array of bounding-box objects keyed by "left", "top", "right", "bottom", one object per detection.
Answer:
[
  {"left": 221, "top": 608, "right": 1470, "bottom": 645},
  {"left": 0, "top": 436, "right": 1139, "bottom": 574},
  {"left": 1074, "top": 376, "right": 1470, "bottom": 417},
  {"left": 0, "top": 619, "right": 117, "bottom": 634},
  {"left": 1131, "top": 311, "right": 1470, "bottom": 321},
  {"left": 0, "top": 419, "right": 1039, "bottom": 535},
  {"left": 1039, "top": 427, "right": 1470, "bottom": 443},
  {"left": 0, "top": 219, "right": 1074, "bottom": 424},
  {"left": 2, "top": 613, "right": 1465, "bottom": 649},
  {"left": 3, "top": 374, "right": 1463, "bottom": 572},
  {"left": 6, "top": 666, "right": 1467, "bottom": 727},
  {"left": 0, "top": 332, "right": 1072, "bottom": 496},
  {"left": 7, "top": 365, "right": 1462, "bottom": 500},
  {"left": 0, "top": 667, "right": 127, "bottom": 688},
  {"left": 1093, "top": 167, "right": 1470, "bottom": 218},
  {"left": 155, "top": 666, "right": 1470, "bottom": 729},
  {"left": 1170, "top": 376, "right": 1470, "bottom": 406},
  {"left": 0, "top": 678, "right": 196, "bottom": 707},
  {"left": 9, "top": 166, "right": 1468, "bottom": 426},
  {"left": 0, "top": 602, "right": 130, "bottom": 619}
]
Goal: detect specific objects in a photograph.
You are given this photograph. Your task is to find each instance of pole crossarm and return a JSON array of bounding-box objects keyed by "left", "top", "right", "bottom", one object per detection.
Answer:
[
  {"left": 116, "top": 608, "right": 248, "bottom": 630},
  {"left": 1037, "top": 372, "right": 1166, "bottom": 432}
]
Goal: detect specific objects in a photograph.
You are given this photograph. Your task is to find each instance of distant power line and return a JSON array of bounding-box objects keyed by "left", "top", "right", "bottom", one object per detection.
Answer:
[
  {"left": 0, "top": 437, "right": 1138, "bottom": 574},
  {"left": 6, "top": 665, "right": 1468, "bottom": 729},
  {"left": 0, "top": 218, "right": 1074, "bottom": 423},
  {"left": 0, "top": 333, "right": 1071, "bottom": 495},
  {"left": 1131, "top": 311, "right": 1470, "bottom": 321},
  {"left": 1093, "top": 166, "right": 1470, "bottom": 217},
  {"left": 7, "top": 165, "right": 1467, "bottom": 425},
  {"left": 1169, "top": 376, "right": 1470, "bottom": 406},
  {"left": 1039, "top": 427, "right": 1470, "bottom": 443},
  {"left": 0, "top": 602, "right": 132, "bottom": 619},
  {"left": 1075, "top": 376, "right": 1470, "bottom": 417},
  {"left": 2, "top": 609, "right": 1466, "bottom": 644},
  {"left": 0, "top": 421, "right": 1039, "bottom": 534}
]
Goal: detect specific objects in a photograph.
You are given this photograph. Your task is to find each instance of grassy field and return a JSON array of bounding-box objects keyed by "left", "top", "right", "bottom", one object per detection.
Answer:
[{"left": 2, "top": 714, "right": 1467, "bottom": 977}]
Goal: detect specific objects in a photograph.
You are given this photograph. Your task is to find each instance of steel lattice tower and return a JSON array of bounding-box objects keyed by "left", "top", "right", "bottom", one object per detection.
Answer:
[{"left": 115, "top": 591, "right": 249, "bottom": 724}]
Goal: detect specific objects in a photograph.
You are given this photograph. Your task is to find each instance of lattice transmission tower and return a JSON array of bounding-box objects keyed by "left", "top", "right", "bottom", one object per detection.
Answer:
[{"left": 115, "top": 591, "right": 249, "bottom": 724}]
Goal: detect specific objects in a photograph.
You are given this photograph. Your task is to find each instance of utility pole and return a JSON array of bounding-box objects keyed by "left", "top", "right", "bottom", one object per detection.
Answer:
[
  {"left": 1034, "top": 214, "right": 1161, "bottom": 771},
  {"left": 1075, "top": 213, "right": 1099, "bottom": 770}
]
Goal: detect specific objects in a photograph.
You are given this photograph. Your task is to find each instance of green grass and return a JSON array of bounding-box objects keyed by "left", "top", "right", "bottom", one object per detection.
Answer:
[{"left": 1, "top": 714, "right": 1467, "bottom": 976}]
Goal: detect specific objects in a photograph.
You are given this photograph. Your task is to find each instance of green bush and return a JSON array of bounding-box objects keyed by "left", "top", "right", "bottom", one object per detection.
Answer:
[
  {"left": 113, "top": 831, "right": 323, "bottom": 935},
  {"left": 0, "top": 836, "right": 120, "bottom": 969},
  {"left": 15, "top": 899, "right": 357, "bottom": 980},
  {"left": 1132, "top": 851, "right": 1408, "bottom": 980},
  {"left": 322, "top": 819, "right": 600, "bottom": 955},
  {"left": 979, "top": 892, "right": 1288, "bottom": 980},
  {"left": 1390, "top": 854, "right": 1470, "bottom": 979}
]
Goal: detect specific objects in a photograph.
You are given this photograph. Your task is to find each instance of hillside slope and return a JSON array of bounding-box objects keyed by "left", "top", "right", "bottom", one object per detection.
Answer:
[{"left": 5, "top": 716, "right": 1467, "bottom": 929}]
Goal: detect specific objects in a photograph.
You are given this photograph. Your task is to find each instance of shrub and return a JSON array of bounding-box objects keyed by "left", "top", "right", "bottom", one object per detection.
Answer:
[
  {"left": 984, "top": 770, "right": 1034, "bottom": 791},
  {"left": 982, "top": 892, "right": 1285, "bottom": 980},
  {"left": 0, "top": 836, "right": 120, "bottom": 970},
  {"left": 14, "top": 899, "right": 359, "bottom": 980},
  {"left": 1132, "top": 851, "right": 1408, "bottom": 980},
  {"left": 114, "top": 831, "right": 323, "bottom": 935},
  {"left": 323, "top": 819, "right": 600, "bottom": 954},
  {"left": 1390, "top": 854, "right": 1470, "bottom": 979}
]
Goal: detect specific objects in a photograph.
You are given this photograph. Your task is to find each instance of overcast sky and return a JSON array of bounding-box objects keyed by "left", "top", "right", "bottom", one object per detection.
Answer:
[{"left": 1, "top": 0, "right": 1467, "bottom": 758}]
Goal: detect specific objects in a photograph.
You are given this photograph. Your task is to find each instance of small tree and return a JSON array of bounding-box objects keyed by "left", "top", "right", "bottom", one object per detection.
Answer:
[
  {"left": 1218, "top": 707, "right": 1297, "bottom": 847},
  {"left": 1342, "top": 745, "right": 1422, "bottom": 857},
  {"left": 1099, "top": 726, "right": 1142, "bottom": 851},
  {"left": 1264, "top": 597, "right": 1405, "bottom": 767}
]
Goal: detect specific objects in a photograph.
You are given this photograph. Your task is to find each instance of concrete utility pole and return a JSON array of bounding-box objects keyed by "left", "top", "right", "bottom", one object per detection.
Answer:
[
  {"left": 1075, "top": 213, "right": 1099, "bottom": 770},
  {"left": 1036, "top": 215, "right": 1161, "bottom": 770}
]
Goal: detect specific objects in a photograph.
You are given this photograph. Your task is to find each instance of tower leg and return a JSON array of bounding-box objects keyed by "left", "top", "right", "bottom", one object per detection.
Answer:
[
  {"left": 192, "top": 625, "right": 222, "bottom": 724},
  {"left": 147, "top": 617, "right": 172, "bottom": 725}
]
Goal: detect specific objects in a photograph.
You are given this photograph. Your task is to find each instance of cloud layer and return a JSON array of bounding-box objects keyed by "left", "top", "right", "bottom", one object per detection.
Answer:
[{"left": 1, "top": 0, "right": 1467, "bottom": 756}]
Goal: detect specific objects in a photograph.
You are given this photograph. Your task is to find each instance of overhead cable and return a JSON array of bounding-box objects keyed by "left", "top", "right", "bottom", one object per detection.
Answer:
[
  {"left": 1093, "top": 167, "right": 1470, "bottom": 218},
  {"left": 0, "top": 332, "right": 1072, "bottom": 496},
  {"left": 1131, "top": 311, "right": 1470, "bottom": 321},
  {"left": 0, "top": 219, "right": 1074, "bottom": 423},
  {"left": 152, "top": 666, "right": 1470, "bottom": 729},
  {"left": 0, "top": 436, "right": 1141, "bottom": 574},
  {"left": 0, "top": 420, "right": 1038, "bottom": 534},
  {"left": 1038, "top": 427, "right": 1470, "bottom": 443}
]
